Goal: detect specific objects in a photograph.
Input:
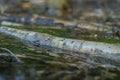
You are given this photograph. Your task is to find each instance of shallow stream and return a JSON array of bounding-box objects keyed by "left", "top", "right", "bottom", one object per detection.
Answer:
[{"left": 0, "top": 54, "right": 120, "bottom": 80}]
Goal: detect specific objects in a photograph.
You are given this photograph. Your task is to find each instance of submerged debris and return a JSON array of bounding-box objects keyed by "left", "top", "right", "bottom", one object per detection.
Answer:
[{"left": 0, "top": 48, "right": 21, "bottom": 63}]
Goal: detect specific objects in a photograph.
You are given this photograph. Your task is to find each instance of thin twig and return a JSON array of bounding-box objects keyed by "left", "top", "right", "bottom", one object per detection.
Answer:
[{"left": 0, "top": 48, "right": 21, "bottom": 63}]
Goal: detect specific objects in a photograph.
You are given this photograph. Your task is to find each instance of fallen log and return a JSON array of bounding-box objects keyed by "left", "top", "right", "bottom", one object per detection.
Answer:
[{"left": 0, "top": 26, "right": 120, "bottom": 68}]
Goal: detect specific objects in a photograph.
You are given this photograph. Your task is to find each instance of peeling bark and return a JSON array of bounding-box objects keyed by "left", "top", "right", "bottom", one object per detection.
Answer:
[{"left": 0, "top": 26, "right": 120, "bottom": 68}]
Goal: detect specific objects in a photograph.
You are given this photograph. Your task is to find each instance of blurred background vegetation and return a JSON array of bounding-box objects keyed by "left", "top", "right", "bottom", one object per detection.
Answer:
[
  {"left": 0, "top": 0, "right": 120, "bottom": 20},
  {"left": 0, "top": 0, "right": 120, "bottom": 28}
]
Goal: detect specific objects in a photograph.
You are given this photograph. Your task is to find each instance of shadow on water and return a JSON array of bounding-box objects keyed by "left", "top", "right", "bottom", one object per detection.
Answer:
[{"left": 0, "top": 55, "right": 120, "bottom": 80}]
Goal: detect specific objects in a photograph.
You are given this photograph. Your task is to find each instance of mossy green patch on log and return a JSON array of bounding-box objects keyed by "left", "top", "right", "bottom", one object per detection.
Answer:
[
  {"left": 0, "top": 33, "right": 39, "bottom": 54},
  {"left": 0, "top": 32, "right": 58, "bottom": 62},
  {"left": 8, "top": 26, "right": 70, "bottom": 38},
  {"left": 79, "top": 37, "right": 120, "bottom": 44},
  {"left": 94, "top": 38, "right": 120, "bottom": 44},
  {"left": 4, "top": 26, "right": 120, "bottom": 44}
]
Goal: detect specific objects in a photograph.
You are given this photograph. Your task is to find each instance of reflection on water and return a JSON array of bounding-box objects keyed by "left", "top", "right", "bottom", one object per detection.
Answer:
[{"left": 0, "top": 56, "right": 120, "bottom": 80}]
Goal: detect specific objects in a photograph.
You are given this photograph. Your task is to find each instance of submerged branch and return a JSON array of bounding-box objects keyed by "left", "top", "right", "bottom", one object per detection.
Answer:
[{"left": 0, "top": 48, "right": 21, "bottom": 63}]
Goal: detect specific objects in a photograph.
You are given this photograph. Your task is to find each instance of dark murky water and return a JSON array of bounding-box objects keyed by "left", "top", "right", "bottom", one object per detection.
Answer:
[{"left": 0, "top": 55, "right": 120, "bottom": 80}]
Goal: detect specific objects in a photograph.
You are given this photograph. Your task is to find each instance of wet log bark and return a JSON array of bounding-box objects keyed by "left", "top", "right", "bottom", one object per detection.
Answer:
[{"left": 0, "top": 26, "right": 120, "bottom": 68}]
